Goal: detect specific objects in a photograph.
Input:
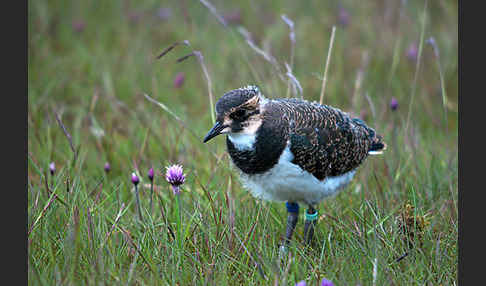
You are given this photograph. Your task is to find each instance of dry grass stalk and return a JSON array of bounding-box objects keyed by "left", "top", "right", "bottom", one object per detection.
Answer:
[
  {"left": 405, "top": 0, "right": 428, "bottom": 133},
  {"left": 237, "top": 27, "right": 285, "bottom": 82},
  {"left": 281, "top": 14, "right": 296, "bottom": 98},
  {"left": 156, "top": 41, "right": 189, "bottom": 59},
  {"left": 54, "top": 110, "right": 78, "bottom": 163},
  {"left": 319, "top": 26, "right": 336, "bottom": 105},
  {"left": 285, "top": 62, "right": 303, "bottom": 99},
  {"left": 28, "top": 191, "right": 57, "bottom": 238},
  {"left": 198, "top": 0, "right": 228, "bottom": 28}
]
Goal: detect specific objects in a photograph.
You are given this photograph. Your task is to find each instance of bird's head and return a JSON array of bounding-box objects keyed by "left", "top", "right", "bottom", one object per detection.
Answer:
[{"left": 203, "top": 85, "right": 265, "bottom": 143}]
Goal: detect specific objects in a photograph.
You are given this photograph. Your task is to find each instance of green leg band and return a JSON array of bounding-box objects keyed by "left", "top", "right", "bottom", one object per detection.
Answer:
[
  {"left": 305, "top": 210, "right": 318, "bottom": 221},
  {"left": 303, "top": 208, "right": 318, "bottom": 245}
]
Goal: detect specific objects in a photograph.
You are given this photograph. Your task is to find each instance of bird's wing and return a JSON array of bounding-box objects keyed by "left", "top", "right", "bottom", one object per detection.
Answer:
[{"left": 286, "top": 102, "right": 374, "bottom": 180}]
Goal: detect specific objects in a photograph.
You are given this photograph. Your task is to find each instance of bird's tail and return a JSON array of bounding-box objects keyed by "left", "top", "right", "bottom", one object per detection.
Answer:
[{"left": 368, "top": 134, "right": 387, "bottom": 155}]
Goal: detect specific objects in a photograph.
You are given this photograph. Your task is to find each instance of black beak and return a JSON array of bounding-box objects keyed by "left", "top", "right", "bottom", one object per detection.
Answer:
[{"left": 203, "top": 121, "right": 227, "bottom": 143}]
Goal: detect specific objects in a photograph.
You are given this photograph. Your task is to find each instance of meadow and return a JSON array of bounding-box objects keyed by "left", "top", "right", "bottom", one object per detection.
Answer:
[{"left": 28, "top": 0, "right": 458, "bottom": 285}]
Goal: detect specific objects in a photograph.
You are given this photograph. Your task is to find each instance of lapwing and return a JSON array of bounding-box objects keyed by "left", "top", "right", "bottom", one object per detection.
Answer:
[{"left": 203, "top": 85, "right": 386, "bottom": 249}]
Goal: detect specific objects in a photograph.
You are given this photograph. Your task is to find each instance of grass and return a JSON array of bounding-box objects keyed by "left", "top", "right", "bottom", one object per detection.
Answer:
[{"left": 28, "top": 0, "right": 458, "bottom": 285}]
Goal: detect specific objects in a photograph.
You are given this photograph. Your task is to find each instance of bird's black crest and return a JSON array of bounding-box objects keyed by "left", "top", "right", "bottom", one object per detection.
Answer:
[{"left": 215, "top": 85, "right": 259, "bottom": 114}]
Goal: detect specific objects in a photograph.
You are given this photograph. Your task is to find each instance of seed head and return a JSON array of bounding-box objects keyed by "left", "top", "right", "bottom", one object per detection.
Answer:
[
  {"left": 165, "top": 164, "right": 186, "bottom": 195},
  {"left": 49, "top": 162, "right": 56, "bottom": 175},
  {"left": 148, "top": 167, "right": 154, "bottom": 182},
  {"left": 131, "top": 172, "right": 140, "bottom": 186},
  {"left": 395, "top": 202, "right": 431, "bottom": 248}
]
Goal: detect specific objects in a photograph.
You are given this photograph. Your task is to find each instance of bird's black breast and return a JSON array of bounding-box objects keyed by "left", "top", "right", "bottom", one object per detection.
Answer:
[{"left": 226, "top": 113, "right": 288, "bottom": 175}]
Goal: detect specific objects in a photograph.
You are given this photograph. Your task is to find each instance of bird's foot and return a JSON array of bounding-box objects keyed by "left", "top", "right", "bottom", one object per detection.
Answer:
[{"left": 278, "top": 244, "right": 289, "bottom": 259}]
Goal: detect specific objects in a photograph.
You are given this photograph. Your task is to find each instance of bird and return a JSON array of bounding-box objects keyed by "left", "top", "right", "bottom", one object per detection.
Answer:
[{"left": 203, "top": 85, "right": 386, "bottom": 249}]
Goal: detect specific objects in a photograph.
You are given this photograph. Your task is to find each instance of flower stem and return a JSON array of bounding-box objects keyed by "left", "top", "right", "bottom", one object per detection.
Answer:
[
  {"left": 107, "top": 176, "right": 118, "bottom": 210},
  {"left": 175, "top": 193, "right": 182, "bottom": 249},
  {"left": 150, "top": 182, "right": 154, "bottom": 215},
  {"left": 135, "top": 185, "right": 144, "bottom": 222},
  {"left": 116, "top": 185, "right": 120, "bottom": 211}
]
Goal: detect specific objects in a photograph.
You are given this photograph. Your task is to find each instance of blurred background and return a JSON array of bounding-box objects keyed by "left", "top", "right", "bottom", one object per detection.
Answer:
[
  {"left": 28, "top": 0, "right": 458, "bottom": 284},
  {"left": 28, "top": 0, "right": 457, "bottom": 152}
]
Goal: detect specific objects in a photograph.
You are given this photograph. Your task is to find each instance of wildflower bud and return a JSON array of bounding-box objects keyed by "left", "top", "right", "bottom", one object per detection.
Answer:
[
  {"left": 156, "top": 7, "right": 172, "bottom": 21},
  {"left": 338, "top": 7, "right": 350, "bottom": 27},
  {"left": 295, "top": 281, "right": 307, "bottom": 286},
  {"left": 406, "top": 43, "right": 418, "bottom": 62},
  {"left": 148, "top": 167, "right": 154, "bottom": 182},
  {"left": 223, "top": 10, "right": 242, "bottom": 26},
  {"left": 173, "top": 72, "right": 185, "bottom": 88},
  {"left": 426, "top": 37, "right": 440, "bottom": 58},
  {"left": 104, "top": 162, "right": 111, "bottom": 173},
  {"left": 49, "top": 162, "right": 56, "bottom": 175},
  {"left": 390, "top": 97, "right": 398, "bottom": 111},
  {"left": 72, "top": 20, "right": 85, "bottom": 33},
  {"left": 131, "top": 172, "right": 140, "bottom": 186}
]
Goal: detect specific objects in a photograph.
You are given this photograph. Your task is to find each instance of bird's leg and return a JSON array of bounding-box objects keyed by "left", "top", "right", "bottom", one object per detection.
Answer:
[
  {"left": 279, "top": 202, "right": 299, "bottom": 254},
  {"left": 284, "top": 202, "right": 299, "bottom": 244},
  {"left": 303, "top": 205, "right": 318, "bottom": 246}
]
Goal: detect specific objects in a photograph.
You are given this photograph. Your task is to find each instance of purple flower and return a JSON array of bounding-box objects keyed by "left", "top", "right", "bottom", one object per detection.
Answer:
[
  {"left": 148, "top": 167, "right": 154, "bottom": 182},
  {"left": 295, "top": 281, "right": 307, "bottom": 286},
  {"left": 426, "top": 37, "right": 440, "bottom": 58},
  {"left": 223, "top": 10, "right": 242, "bottom": 26},
  {"left": 131, "top": 172, "right": 143, "bottom": 221},
  {"left": 165, "top": 164, "right": 186, "bottom": 195},
  {"left": 338, "top": 7, "right": 350, "bottom": 27},
  {"left": 321, "top": 278, "right": 334, "bottom": 286},
  {"left": 390, "top": 97, "right": 398, "bottom": 111},
  {"left": 426, "top": 37, "right": 436, "bottom": 47},
  {"left": 173, "top": 72, "right": 185, "bottom": 88},
  {"left": 49, "top": 162, "right": 56, "bottom": 175},
  {"left": 127, "top": 11, "right": 142, "bottom": 24},
  {"left": 131, "top": 172, "right": 140, "bottom": 186},
  {"left": 72, "top": 20, "right": 85, "bottom": 33},
  {"left": 104, "top": 162, "right": 111, "bottom": 173},
  {"left": 406, "top": 43, "right": 418, "bottom": 62},
  {"left": 156, "top": 7, "right": 172, "bottom": 21}
]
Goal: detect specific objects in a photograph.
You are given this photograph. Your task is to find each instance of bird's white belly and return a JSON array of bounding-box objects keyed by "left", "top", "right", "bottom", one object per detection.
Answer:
[{"left": 238, "top": 146, "right": 356, "bottom": 206}]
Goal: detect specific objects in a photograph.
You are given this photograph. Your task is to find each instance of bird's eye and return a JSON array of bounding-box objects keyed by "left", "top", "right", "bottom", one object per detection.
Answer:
[{"left": 231, "top": 109, "right": 246, "bottom": 120}]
